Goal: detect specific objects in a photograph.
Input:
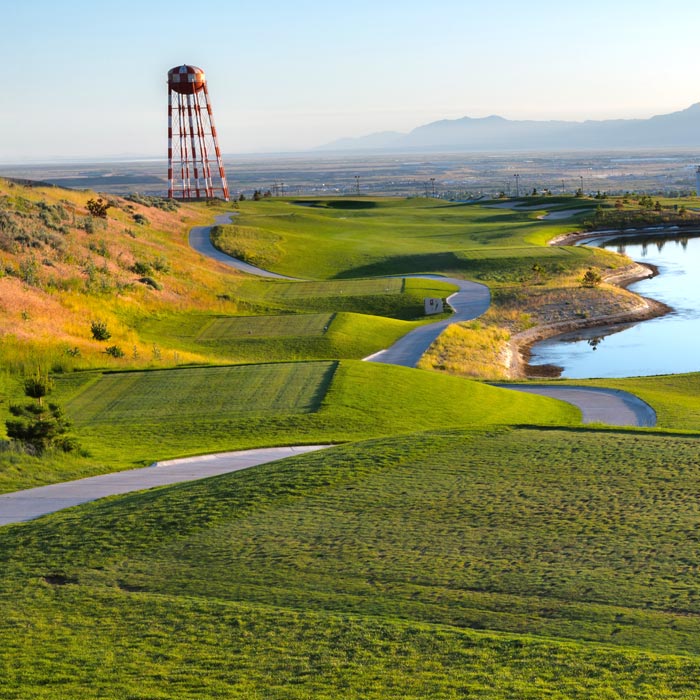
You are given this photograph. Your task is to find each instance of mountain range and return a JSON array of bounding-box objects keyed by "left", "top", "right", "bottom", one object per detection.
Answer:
[{"left": 317, "top": 103, "right": 700, "bottom": 152}]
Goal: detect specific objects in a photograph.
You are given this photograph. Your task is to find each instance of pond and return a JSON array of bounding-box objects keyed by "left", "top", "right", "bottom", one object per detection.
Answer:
[{"left": 528, "top": 231, "right": 700, "bottom": 378}]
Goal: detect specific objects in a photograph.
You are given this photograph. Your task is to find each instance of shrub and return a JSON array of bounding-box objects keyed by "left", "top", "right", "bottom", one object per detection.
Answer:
[
  {"left": 137, "top": 276, "right": 162, "bottom": 290},
  {"left": 581, "top": 268, "right": 602, "bottom": 288},
  {"left": 79, "top": 216, "right": 96, "bottom": 234},
  {"left": 133, "top": 213, "right": 149, "bottom": 226},
  {"left": 131, "top": 261, "right": 152, "bottom": 275},
  {"left": 86, "top": 198, "right": 110, "bottom": 218},
  {"left": 90, "top": 320, "right": 111, "bottom": 341},
  {"left": 6, "top": 402, "right": 75, "bottom": 454},
  {"left": 105, "top": 345, "right": 125, "bottom": 358},
  {"left": 151, "top": 256, "right": 170, "bottom": 273}
]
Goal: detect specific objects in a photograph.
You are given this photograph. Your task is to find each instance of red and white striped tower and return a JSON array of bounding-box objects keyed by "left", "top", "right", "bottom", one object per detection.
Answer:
[{"left": 167, "top": 65, "right": 229, "bottom": 201}]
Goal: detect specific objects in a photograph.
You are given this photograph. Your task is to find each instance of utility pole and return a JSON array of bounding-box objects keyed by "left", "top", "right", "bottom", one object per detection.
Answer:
[
  {"left": 430, "top": 177, "right": 436, "bottom": 197},
  {"left": 355, "top": 175, "right": 360, "bottom": 196},
  {"left": 424, "top": 181, "right": 430, "bottom": 198},
  {"left": 514, "top": 174, "right": 520, "bottom": 198}
]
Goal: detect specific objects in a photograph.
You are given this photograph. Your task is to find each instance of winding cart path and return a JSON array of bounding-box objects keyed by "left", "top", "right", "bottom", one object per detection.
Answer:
[{"left": 0, "top": 211, "right": 657, "bottom": 525}]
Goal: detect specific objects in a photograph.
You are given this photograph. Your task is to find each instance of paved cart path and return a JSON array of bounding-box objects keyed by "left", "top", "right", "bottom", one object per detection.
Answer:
[
  {"left": 0, "top": 446, "right": 330, "bottom": 526},
  {"left": 189, "top": 214, "right": 297, "bottom": 279},
  {"left": 0, "top": 211, "right": 659, "bottom": 526},
  {"left": 491, "top": 385, "right": 656, "bottom": 427}
]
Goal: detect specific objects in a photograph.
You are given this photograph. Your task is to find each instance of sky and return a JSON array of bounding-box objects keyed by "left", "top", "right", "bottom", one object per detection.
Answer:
[{"left": 3, "top": 0, "right": 700, "bottom": 161}]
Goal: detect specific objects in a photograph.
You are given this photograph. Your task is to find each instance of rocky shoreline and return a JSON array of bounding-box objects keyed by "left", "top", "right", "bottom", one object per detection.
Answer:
[{"left": 507, "top": 260, "right": 672, "bottom": 379}]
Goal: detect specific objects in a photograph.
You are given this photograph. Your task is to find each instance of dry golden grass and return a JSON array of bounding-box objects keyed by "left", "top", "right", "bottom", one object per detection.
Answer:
[
  {"left": 417, "top": 321, "right": 512, "bottom": 379},
  {"left": 0, "top": 179, "right": 245, "bottom": 372},
  {"left": 420, "top": 273, "right": 647, "bottom": 380}
]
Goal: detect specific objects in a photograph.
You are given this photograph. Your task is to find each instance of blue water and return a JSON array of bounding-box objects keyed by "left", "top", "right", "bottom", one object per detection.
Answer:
[{"left": 528, "top": 231, "right": 700, "bottom": 378}]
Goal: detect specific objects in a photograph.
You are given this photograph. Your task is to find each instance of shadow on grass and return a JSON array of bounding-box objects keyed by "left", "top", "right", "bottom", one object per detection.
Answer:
[
  {"left": 332, "top": 251, "right": 563, "bottom": 280},
  {"left": 333, "top": 252, "right": 466, "bottom": 279},
  {"left": 309, "top": 361, "right": 340, "bottom": 411},
  {"left": 290, "top": 200, "right": 379, "bottom": 210}
]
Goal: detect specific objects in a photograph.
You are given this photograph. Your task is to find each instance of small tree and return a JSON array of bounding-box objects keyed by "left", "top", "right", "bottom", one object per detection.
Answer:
[
  {"left": 86, "top": 197, "right": 110, "bottom": 219},
  {"left": 581, "top": 268, "right": 602, "bottom": 288},
  {"left": 6, "top": 371, "right": 76, "bottom": 453},
  {"left": 23, "top": 372, "right": 54, "bottom": 406},
  {"left": 6, "top": 402, "right": 74, "bottom": 454}
]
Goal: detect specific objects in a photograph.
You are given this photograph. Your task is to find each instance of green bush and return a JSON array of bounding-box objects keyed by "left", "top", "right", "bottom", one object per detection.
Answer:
[
  {"left": 90, "top": 320, "right": 111, "bottom": 341},
  {"left": 137, "top": 276, "right": 162, "bottom": 291},
  {"left": 5, "top": 402, "right": 74, "bottom": 454},
  {"left": 105, "top": 345, "right": 125, "bottom": 358}
]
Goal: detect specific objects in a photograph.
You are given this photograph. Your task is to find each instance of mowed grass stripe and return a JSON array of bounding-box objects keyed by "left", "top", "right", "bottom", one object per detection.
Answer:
[
  {"left": 246, "top": 277, "right": 404, "bottom": 300},
  {"left": 64, "top": 362, "right": 337, "bottom": 425},
  {"left": 197, "top": 313, "right": 334, "bottom": 341}
]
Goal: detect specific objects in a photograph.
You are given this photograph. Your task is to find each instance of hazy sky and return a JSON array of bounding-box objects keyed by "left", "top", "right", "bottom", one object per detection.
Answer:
[{"left": 3, "top": 0, "right": 700, "bottom": 160}]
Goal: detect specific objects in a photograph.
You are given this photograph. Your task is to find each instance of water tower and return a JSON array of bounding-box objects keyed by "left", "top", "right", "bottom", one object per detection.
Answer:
[{"left": 167, "top": 65, "right": 229, "bottom": 201}]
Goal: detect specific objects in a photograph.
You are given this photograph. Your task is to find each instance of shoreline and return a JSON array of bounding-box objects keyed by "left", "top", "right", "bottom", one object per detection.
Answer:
[
  {"left": 550, "top": 222, "right": 700, "bottom": 247},
  {"left": 507, "top": 259, "right": 673, "bottom": 380}
]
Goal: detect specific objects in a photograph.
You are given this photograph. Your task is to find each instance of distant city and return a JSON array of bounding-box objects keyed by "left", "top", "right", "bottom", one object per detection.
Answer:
[{"left": 2, "top": 150, "right": 700, "bottom": 200}]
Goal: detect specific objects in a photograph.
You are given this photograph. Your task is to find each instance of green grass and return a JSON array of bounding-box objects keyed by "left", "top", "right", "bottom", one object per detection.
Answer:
[
  {"left": 4, "top": 428, "right": 700, "bottom": 697},
  {"left": 219, "top": 197, "right": 613, "bottom": 281},
  {"left": 64, "top": 363, "right": 335, "bottom": 424},
  {"left": 233, "top": 275, "right": 458, "bottom": 319},
  {"left": 197, "top": 313, "right": 334, "bottom": 339},
  {"left": 137, "top": 311, "right": 423, "bottom": 363},
  {"left": 10, "top": 360, "right": 578, "bottom": 477}
]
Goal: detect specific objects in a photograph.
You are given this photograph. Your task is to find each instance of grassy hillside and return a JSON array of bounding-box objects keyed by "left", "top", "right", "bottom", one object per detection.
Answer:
[
  {"left": 6, "top": 182, "right": 700, "bottom": 699},
  {"left": 0, "top": 182, "right": 455, "bottom": 376},
  {"left": 218, "top": 197, "right": 618, "bottom": 280},
  {"left": 39, "top": 360, "right": 576, "bottom": 472},
  {"left": 3, "top": 428, "right": 700, "bottom": 697}
]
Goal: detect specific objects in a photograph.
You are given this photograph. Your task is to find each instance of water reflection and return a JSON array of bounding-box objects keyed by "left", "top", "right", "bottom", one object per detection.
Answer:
[
  {"left": 588, "top": 336, "right": 604, "bottom": 351},
  {"left": 529, "top": 230, "right": 700, "bottom": 378}
]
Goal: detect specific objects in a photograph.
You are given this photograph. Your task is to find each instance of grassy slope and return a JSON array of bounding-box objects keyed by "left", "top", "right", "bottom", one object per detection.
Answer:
[
  {"left": 38, "top": 360, "right": 577, "bottom": 472},
  {"left": 220, "top": 197, "right": 616, "bottom": 280},
  {"left": 233, "top": 276, "right": 458, "bottom": 319},
  {"left": 0, "top": 183, "right": 459, "bottom": 377},
  {"left": 137, "top": 310, "right": 432, "bottom": 363},
  {"left": 3, "top": 428, "right": 700, "bottom": 697}
]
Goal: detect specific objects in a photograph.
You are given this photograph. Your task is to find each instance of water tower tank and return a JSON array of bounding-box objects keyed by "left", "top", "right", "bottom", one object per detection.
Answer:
[
  {"left": 167, "top": 65, "right": 206, "bottom": 95},
  {"left": 167, "top": 64, "right": 229, "bottom": 200}
]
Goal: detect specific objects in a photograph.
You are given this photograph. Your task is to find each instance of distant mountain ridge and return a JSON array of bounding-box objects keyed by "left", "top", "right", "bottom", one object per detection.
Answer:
[{"left": 318, "top": 103, "right": 700, "bottom": 151}]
